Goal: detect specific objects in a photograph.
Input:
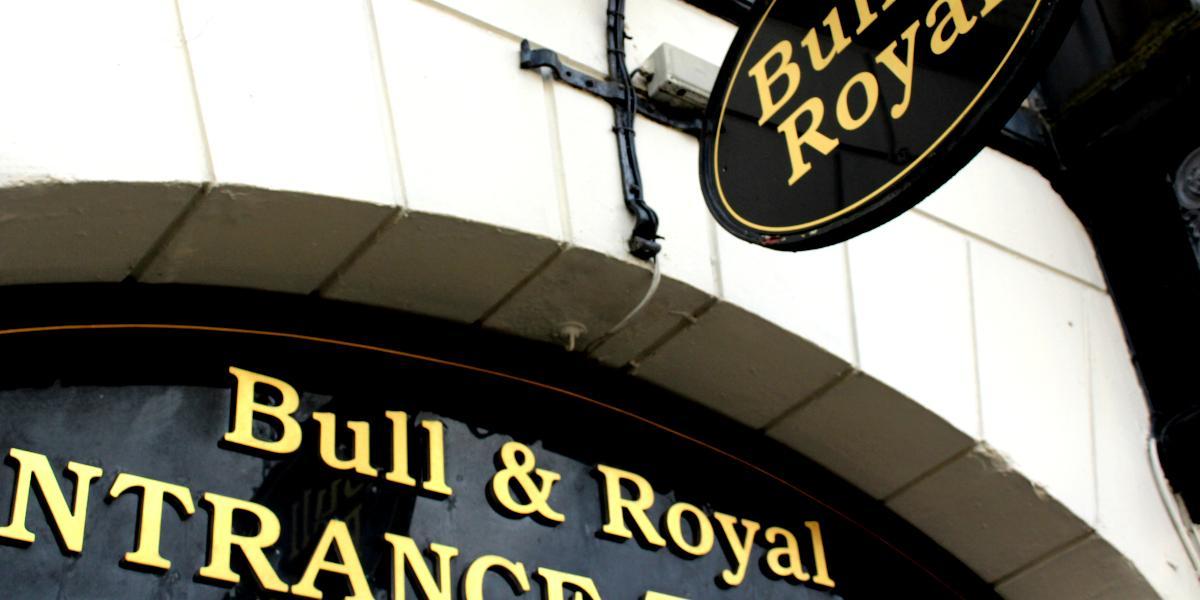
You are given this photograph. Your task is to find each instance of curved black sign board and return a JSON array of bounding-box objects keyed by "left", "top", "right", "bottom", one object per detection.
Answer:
[
  {"left": 0, "top": 286, "right": 999, "bottom": 599},
  {"left": 701, "top": 0, "right": 1077, "bottom": 250}
]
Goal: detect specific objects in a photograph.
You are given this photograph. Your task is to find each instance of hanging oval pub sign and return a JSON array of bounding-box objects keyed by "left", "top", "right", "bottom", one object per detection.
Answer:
[{"left": 700, "top": 0, "right": 1077, "bottom": 250}]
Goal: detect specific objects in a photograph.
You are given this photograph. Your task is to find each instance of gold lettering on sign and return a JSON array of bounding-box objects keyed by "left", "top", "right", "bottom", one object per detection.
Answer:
[
  {"left": 806, "top": 521, "right": 837, "bottom": 587},
  {"left": 420, "top": 418, "right": 453, "bottom": 497},
  {"left": 385, "top": 410, "right": 418, "bottom": 487},
  {"left": 778, "top": 97, "right": 840, "bottom": 185},
  {"left": 596, "top": 464, "right": 667, "bottom": 547},
  {"left": 926, "top": 0, "right": 978, "bottom": 54},
  {"left": 291, "top": 519, "right": 372, "bottom": 599},
  {"left": 713, "top": 512, "right": 761, "bottom": 587},
  {"left": 874, "top": 21, "right": 921, "bottom": 119},
  {"left": 981, "top": 0, "right": 1007, "bottom": 17},
  {"left": 763, "top": 525, "right": 811, "bottom": 582},
  {"left": 664, "top": 502, "right": 714, "bottom": 557},
  {"left": 287, "top": 479, "right": 366, "bottom": 562},
  {"left": 313, "top": 412, "right": 378, "bottom": 477},
  {"left": 800, "top": 8, "right": 853, "bottom": 71},
  {"left": 385, "top": 411, "right": 454, "bottom": 497},
  {"left": 748, "top": 40, "right": 801, "bottom": 125},
  {"left": 0, "top": 448, "right": 103, "bottom": 553},
  {"left": 224, "top": 369, "right": 453, "bottom": 497},
  {"left": 835, "top": 72, "right": 881, "bottom": 131},
  {"left": 198, "top": 492, "right": 289, "bottom": 593},
  {"left": 592, "top": 464, "right": 835, "bottom": 590},
  {"left": 537, "top": 567, "right": 603, "bottom": 600},
  {"left": 225, "top": 366, "right": 302, "bottom": 455},
  {"left": 384, "top": 534, "right": 459, "bottom": 600},
  {"left": 738, "top": 0, "right": 1017, "bottom": 188},
  {"left": 490, "top": 441, "right": 566, "bottom": 524},
  {"left": 852, "top": 0, "right": 897, "bottom": 34},
  {"left": 463, "top": 555, "right": 532, "bottom": 600},
  {"left": 0, "top": 362, "right": 844, "bottom": 597},
  {"left": 108, "top": 473, "right": 195, "bottom": 571}
]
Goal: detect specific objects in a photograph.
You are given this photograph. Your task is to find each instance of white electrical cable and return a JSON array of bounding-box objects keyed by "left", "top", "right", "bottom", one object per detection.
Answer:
[
  {"left": 585, "top": 259, "right": 661, "bottom": 354},
  {"left": 1148, "top": 435, "right": 1200, "bottom": 576}
]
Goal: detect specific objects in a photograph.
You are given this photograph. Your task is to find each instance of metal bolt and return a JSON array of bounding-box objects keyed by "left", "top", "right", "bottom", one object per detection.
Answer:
[{"left": 1175, "top": 147, "right": 1200, "bottom": 209}]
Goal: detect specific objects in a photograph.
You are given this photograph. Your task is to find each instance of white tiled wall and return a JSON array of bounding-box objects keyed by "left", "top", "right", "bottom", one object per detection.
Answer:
[
  {"left": 716, "top": 228, "right": 857, "bottom": 362},
  {"left": 971, "top": 242, "right": 1095, "bottom": 523},
  {"left": 0, "top": 0, "right": 208, "bottom": 284},
  {"left": 847, "top": 211, "right": 979, "bottom": 437},
  {"left": 919, "top": 148, "right": 1106, "bottom": 288},
  {"left": 375, "top": 0, "right": 562, "bottom": 238},
  {"left": 180, "top": 0, "right": 400, "bottom": 206},
  {"left": 1086, "top": 290, "right": 1200, "bottom": 598},
  {"left": 0, "top": 0, "right": 1192, "bottom": 597},
  {"left": 0, "top": 0, "right": 208, "bottom": 185}
]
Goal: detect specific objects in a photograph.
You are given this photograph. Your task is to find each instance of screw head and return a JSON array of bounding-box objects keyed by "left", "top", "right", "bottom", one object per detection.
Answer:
[{"left": 1175, "top": 147, "right": 1200, "bottom": 210}]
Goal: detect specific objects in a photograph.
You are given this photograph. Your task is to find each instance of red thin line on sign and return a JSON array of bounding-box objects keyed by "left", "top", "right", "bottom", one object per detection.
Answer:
[{"left": 0, "top": 323, "right": 967, "bottom": 597}]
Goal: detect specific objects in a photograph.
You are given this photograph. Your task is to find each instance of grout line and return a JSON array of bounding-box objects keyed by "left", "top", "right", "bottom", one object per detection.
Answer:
[
  {"left": 1083, "top": 288, "right": 1100, "bottom": 525},
  {"left": 990, "top": 530, "right": 1096, "bottom": 588},
  {"left": 625, "top": 295, "right": 719, "bottom": 371},
  {"left": 474, "top": 245, "right": 567, "bottom": 325},
  {"left": 131, "top": 0, "right": 217, "bottom": 282},
  {"left": 314, "top": 208, "right": 405, "bottom": 295},
  {"left": 842, "top": 243, "right": 862, "bottom": 368},
  {"left": 410, "top": 0, "right": 629, "bottom": 81},
  {"left": 707, "top": 218, "right": 725, "bottom": 299},
  {"left": 541, "top": 72, "right": 574, "bottom": 244},
  {"left": 411, "top": 0, "right": 526, "bottom": 41},
  {"left": 914, "top": 209, "right": 1107, "bottom": 292},
  {"left": 129, "top": 183, "right": 211, "bottom": 281},
  {"left": 172, "top": 0, "right": 216, "bottom": 183},
  {"left": 364, "top": 0, "right": 410, "bottom": 210},
  {"left": 758, "top": 367, "right": 858, "bottom": 433},
  {"left": 882, "top": 444, "right": 975, "bottom": 503},
  {"left": 966, "top": 240, "right": 986, "bottom": 440}
]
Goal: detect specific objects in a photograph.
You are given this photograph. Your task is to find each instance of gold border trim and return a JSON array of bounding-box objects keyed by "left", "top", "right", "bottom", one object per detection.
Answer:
[
  {"left": 714, "top": 0, "right": 1043, "bottom": 233},
  {"left": 0, "top": 322, "right": 969, "bottom": 595}
]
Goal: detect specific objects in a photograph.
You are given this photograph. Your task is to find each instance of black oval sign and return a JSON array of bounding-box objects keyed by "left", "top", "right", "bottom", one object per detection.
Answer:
[{"left": 700, "top": 0, "right": 1077, "bottom": 250}]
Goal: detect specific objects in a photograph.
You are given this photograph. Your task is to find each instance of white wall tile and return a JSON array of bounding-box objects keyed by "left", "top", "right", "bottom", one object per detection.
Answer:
[
  {"left": 553, "top": 86, "right": 629, "bottom": 258},
  {"left": 0, "top": 0, "right": 205, "bottom": 284},
  {"left": 919, "top": 148, "right": 1105, "bottom": 288},
  {"left": 0, "top": 0, "right": 207, "bottom": 184},
  {"left": 180, "top": 0, "right": 399, "bottom": 206},
  {"left": 971, "top": 242, "right": 1096, "bottom": 524},
  {"left": 716, "top": 229, "right": 857, "bottom": 363},
  {"left": 554, "top": 85, "right": 718, "bottom": 295},
  {"left": 624, "top": 0, "right": 737, "bottom": 73},
  {"left": 636, "top": 118, "right": 719, "bottom": 295},
  {"left": 429, "top": 0, "right": 736, "bottom": 76},
  {"left": 1086, "top": 290, "right": 1200, "bottom": 599},
  {"left": 430, "top": 0, "right": 611, "bottom": 73},
  {"left": 848, "top": 212, "right": 979, "bottom": 437},
  {"left": 374, "top": 0, "right": 561, "bottom": 239}
]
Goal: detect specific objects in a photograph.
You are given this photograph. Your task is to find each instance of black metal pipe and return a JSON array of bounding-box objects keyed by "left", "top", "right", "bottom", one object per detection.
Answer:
[{"left": 607, "top": 0, "right": 661, "bottom": 261}]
